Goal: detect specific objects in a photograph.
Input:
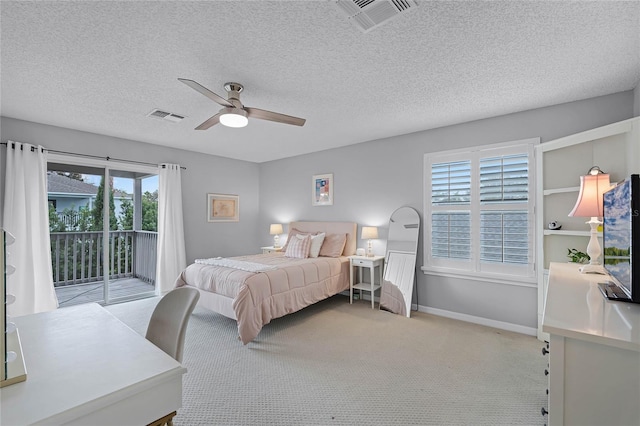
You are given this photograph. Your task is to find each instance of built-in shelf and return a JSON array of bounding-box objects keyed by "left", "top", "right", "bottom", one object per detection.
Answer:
[
  {"left": 536, "top": 116, "right": 640, "bottom": 344},
  {"left": 543, "top": 230, "right": 600, "bottom": 237},
  {"left": 543, "top": 186, "right": 580, "bottom": 196}
]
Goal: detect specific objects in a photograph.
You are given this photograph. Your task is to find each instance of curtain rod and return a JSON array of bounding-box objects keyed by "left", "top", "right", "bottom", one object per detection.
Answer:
[{"left": 1, "top": 142, "right": 186, "bottom": 170}]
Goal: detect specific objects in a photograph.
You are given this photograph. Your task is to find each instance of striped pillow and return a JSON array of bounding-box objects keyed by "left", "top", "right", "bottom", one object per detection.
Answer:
[
  {"left": 282, "top": 228, "right": 317, "bottom": 251},
  {"left": 285, "top": 234, "right": 311, "bottom": 259}
]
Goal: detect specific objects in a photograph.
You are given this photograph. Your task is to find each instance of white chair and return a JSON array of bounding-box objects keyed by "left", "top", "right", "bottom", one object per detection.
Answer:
[
  {"left": 145, "top": 287, "right": 199, "bottom": 426},
  {"left": 146, "top": 286, "right": 200, "bottom": 363}
]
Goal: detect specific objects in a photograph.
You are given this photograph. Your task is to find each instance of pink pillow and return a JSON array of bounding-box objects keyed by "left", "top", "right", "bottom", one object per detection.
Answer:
[
  {"left": 282, "top": 228, "right": 317, "bottom": 251},
  {"left": 319, "top": 233, "right": 347, "bottom": 257},
  {"left": 285, "top": 234, "right": 311, "bottom": 259}
]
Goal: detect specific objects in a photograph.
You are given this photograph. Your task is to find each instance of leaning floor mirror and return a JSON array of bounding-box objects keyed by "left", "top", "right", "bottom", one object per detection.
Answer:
[{"left": 379, "top": 206, "right": 420, "bottom": 317}]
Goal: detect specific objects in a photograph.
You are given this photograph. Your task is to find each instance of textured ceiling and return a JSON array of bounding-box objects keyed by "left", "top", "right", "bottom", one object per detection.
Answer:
[{"left": 1, "top": 1, "right": 639, "bottom": 163}]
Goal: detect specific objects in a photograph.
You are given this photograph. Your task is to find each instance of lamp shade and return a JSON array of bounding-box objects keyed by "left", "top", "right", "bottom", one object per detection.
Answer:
[
  {"left": 568, "top": 172, "right": 611, "bottom": 218},
  {"left": 269, "top": 224, "right": 283, "bottom": 235},
  {"left": 361, "top": 226, "right": 378, "bottom": 240}
]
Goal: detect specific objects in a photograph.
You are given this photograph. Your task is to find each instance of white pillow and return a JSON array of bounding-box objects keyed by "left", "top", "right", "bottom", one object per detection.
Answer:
[{"left": 308, "top": 233, "right": 326, "bottom": 258}]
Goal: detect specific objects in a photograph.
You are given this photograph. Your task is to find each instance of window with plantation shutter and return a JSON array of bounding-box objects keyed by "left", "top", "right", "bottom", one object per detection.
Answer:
[{"left": 424, "top": 139, "right": 538, "bottom": 283}]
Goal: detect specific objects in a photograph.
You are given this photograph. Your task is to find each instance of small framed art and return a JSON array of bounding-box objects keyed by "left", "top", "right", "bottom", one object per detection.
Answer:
[
  {"left": 312, "top": 173, "right": 333, "bottom": 206},
  {"left": 207, "top": 193, "right": 239, "bottom": 222}
]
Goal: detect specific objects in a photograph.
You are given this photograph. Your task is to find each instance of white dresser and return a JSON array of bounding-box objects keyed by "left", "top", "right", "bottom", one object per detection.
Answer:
[{"left": 542, "top": 262, "right": 640, "bottom": 426}]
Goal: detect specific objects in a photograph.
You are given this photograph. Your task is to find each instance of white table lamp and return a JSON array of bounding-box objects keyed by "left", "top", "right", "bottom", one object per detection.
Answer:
[
  {"left": 568, "top": 166, "right": 610, "bottom": 274},
  {"left": 270, "top": 224, "right": 283, "bottom": 248},
  {"left": 361, "top": 226, "right": 378, "bottom": 257}
]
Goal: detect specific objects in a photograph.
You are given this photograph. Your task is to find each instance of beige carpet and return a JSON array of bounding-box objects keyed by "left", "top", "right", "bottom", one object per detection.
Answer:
[{"left": 106, "top": 295, "right": 547, "bottom": 425}]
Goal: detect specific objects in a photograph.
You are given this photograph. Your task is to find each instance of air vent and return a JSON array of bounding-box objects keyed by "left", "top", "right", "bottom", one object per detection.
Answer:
[
  {"left": 334, "top": 0, "right": 418, "bottom": 33},
  {"left": 146, "top": 109, "right": 185, "bottom": 123}
]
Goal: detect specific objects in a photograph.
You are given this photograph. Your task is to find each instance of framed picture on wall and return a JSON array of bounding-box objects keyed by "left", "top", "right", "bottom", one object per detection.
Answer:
[
  {"left": 207, "top": 193, "right": 239, "bottom": 222},
  {"left": 312, "top": 173, "right": 333, "bottom": 206}
]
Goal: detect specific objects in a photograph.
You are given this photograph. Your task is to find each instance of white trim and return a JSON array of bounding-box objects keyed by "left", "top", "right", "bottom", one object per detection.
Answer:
[
  {"left": 539, "top": 117, "right": 635, "bottom": 152},
  {"left": 426, "top": 137, "right": 540, "bottom": 157},
  {"left": 418, "top": 305, "right": 538, "bottom": 336},
  {"left": 47, "top": 152, "right": 158, "bottom": 175},
  {"left": 420, "top": 267, "right": 537, "bottom": 287}
]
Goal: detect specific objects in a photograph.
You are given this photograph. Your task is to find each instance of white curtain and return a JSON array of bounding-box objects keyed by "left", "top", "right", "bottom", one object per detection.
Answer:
[
  {"left": 3, "top": 141, "right": 58, "bottom": 316},
  {"left": 156, "top": 163, "right": 187, "bottom": 294}
]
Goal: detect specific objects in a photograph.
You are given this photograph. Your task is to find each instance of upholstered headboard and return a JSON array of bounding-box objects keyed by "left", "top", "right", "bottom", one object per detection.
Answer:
[{"left": 288, "top": 221, "right": 357, "bottom": 256}]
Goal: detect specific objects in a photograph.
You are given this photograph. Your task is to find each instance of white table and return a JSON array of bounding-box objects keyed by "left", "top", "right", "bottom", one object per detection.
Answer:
[
  {"left": 349, "top": 255, "right": 384, "bottom": 308},
  {"left": 0, "top": 303, "right": 186, "bottom": 426},
  {"left": 542, "top": 262, "right": 640, "bottom": 426}
]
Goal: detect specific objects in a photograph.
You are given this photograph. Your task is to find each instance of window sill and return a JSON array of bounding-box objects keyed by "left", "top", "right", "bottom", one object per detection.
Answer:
[{"left": 420, "top": 266, "right": 537, "bottom": 288}]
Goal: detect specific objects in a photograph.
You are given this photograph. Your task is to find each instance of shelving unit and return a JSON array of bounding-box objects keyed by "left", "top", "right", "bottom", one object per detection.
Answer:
[
  {"left": 535, "top": 117, "right": 640, "bottom": 341},
  {"left": 1, "top": 229, "right": 27, "bottom": 388}
]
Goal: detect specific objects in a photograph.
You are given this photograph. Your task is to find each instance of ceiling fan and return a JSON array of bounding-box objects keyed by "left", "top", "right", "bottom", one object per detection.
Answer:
[{"left": 178, "top": 78, "right": 306, "bottom": 129}]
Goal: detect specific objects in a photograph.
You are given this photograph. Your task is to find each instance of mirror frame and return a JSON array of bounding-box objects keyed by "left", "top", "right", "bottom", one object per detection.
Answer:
[{"left": 380, "top": 206, "right": 420, "bottom": 317}]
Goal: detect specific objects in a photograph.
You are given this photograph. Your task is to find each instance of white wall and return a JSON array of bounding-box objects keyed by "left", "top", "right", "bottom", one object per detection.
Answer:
[
  {"left": 0, "top": 117, "right": 261, "bottom": 262},
  {"left": 634, "top": 81, "right": 640, "bottom": 117},
  {"left": 258, "top": 91, "right": 636, "bottom": 331}
]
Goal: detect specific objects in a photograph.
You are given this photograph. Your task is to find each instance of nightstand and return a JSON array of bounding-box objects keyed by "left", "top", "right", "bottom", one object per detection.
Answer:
[
  {"left": 349, "top": 255, "right": 385, "bottom": 308},
  {"left": 261, "top": 246, "right": 283, "bottom": 254}
]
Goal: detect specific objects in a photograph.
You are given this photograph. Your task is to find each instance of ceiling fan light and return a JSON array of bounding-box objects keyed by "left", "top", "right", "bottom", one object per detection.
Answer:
[{"left": 219, "top": 107, "right": 248, "bottom": 128}]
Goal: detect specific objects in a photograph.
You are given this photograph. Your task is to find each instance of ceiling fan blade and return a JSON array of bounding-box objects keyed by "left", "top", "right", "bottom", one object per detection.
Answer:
[
  {"left": 195, "top": 112, "right": 222, "bottom": 130},
  {"left": 178, "top": 78, "right": 233, "bottom": 108},
  {"left": 245, "top": 107, "right": 306, "bottom": 127}
]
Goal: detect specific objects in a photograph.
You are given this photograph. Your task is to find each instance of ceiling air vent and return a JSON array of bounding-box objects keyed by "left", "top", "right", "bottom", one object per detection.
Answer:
[
  {"left": 334, "top": 0, "right": 418, "bottom": 33},
  {"left": 146, "top": 109, "right": 185, "bottom": 123}
]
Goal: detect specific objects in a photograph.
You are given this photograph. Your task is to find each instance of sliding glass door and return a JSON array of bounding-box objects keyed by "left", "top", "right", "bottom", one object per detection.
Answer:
[{"left": 47, "top": 161, "right": 158, "bottom": 307}]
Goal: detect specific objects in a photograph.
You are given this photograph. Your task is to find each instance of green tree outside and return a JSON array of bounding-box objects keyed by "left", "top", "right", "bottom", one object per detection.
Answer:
[
  {"left": 142, "top": 190, "right": 158, "bottom": 231},
  {"left": 48, "top": 203, "right": 66, "bottom": 232},
  {"left": 117, "top": 190, "right": 157, "bottom": 231},
  {"left": 119, "top": 198, "right": 134, "bottom": 230},
  {"left": 91, "top": 177, "right": 118, "bottom": 231}
]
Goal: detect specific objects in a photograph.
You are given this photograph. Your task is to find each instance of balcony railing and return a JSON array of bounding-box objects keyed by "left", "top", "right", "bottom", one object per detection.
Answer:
[{"left": 50, "top": 230, "right": 157, "bottom": 287}]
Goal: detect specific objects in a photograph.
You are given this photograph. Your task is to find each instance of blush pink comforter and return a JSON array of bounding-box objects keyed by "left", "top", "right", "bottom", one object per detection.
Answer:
[{"left": 175, "top": 253, "right": 349, "bottom": 344}]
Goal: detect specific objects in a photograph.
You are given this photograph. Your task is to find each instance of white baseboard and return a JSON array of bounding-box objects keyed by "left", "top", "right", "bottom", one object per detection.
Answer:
[
  {"left": 339, "top": 292, "right": 537, "bottom": 337},
  {"left": 417, "top": 305, "right": 537, "bottom": 336}
]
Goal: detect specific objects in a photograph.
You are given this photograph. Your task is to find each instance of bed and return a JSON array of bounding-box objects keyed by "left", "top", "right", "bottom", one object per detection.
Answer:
[{"left": 175, "top": 221, "right": 357, "bottom": 344}]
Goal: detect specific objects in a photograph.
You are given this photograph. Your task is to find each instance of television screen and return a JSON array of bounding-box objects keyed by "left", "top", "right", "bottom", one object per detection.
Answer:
[{"left": 603, "top": 176, "right": 636, "bottom": 297}]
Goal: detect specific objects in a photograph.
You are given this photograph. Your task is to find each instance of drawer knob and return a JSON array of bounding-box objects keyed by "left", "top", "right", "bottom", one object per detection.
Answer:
[
  {"left": 542, "top": 347, "right": 549, "bottom": 355},
  {"left": 541, "top": 407, "right": 548, "bottom": 416},
  {"left": 544, "top": 368, "right": 549, "bottom": 376}
]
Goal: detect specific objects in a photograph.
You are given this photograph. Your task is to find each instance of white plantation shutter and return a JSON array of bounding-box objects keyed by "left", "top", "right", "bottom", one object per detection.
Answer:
[
  {"left": 431, "top": 160, "right": 472, "bottom": 262},
  {"left": 480, "top": 211, "right": 528, "bottom": 264},
  {"left": 479, "top": 153, "right": 530, "bottom": 267},
  {"left": 431, "top": 211, "right": 471, "bottom": 259},
  {"left": 479, "top": 154, "right": 529, "bottom": 202},
  {"left": 431, "top": 161, "right": 471, "bottom": 204},
  {"left": 424, "top": 139, "right": 537, "bottom": 281}
]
